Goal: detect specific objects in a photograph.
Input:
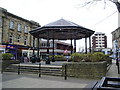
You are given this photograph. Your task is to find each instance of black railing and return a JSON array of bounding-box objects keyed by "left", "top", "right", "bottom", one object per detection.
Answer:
[
  {"left": 18, "top": 61, "right": 20, "bottom": 75},
  {"left": 64, "top": 64, "right": 67, "bottom": 80},
  {"left": 39, "top": 63, "right": 41, "bottom": 77},
  {"left": 17, "top": 62, "right": 41, "bottom": 77}
]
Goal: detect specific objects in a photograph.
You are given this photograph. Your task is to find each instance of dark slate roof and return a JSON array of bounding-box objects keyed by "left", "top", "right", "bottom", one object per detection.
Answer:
[
  {"left": 44, "top": 18, "right": 83, "bottom": 27},
  {"left": 30, "top": 19, "right": 95, "bottom": 40}
]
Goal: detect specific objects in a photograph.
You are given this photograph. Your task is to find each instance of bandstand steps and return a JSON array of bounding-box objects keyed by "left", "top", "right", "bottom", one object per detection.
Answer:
[{"left": 4, "top": 64, "right": 63, "bottom": 76}]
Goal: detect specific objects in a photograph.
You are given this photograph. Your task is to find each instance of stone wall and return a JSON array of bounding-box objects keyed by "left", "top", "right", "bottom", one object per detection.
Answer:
[
  {"left": 0, "top": 7, "right": 40, "bottom": 47},
  {"left": 62, "top": 61, "right": 107, "bottom": 79}
]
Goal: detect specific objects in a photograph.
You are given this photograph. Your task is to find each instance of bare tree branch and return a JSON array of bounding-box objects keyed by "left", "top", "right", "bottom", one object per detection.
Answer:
[{"left": 81, "top": 0, "right": 120, "bottom": 12}]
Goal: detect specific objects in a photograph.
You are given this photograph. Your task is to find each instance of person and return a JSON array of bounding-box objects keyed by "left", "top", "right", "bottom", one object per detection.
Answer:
[
  {"left": 20, "top": 56, "right": 24, "bottom": 63},
  {"left": 31, "top": 55, "right": 37, "bottom": 63},
  {"left": 23, "top": 54, "right": 29, "bottom": 63}
]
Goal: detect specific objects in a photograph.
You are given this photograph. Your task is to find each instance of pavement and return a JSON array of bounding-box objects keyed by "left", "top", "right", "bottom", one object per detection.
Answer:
[
  {"left": 106, "top": 60, "right": 120, "bottom": 78},
  {"left": 0, "top": 60, "right": 120, "bottom": 89}
]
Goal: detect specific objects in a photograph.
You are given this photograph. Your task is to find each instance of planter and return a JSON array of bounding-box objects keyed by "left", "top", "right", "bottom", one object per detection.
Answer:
[
  {"left": 2, "top": 60, "right": 19, "bottom": 72},
  {"left": 62, "top": 61, "right": 107, "bottom": 79}
]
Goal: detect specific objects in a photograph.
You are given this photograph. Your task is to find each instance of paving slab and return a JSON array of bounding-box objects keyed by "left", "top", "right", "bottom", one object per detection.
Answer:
[
  {"left": 106, "top": 60, "right": 120, "bottom": 78},
  {"left": 2, "top": 72, "right": 97, "bottom": 88}
]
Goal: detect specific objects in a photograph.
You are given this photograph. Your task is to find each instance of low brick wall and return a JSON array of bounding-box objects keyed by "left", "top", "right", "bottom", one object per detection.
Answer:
[
  {"left": 62, "top": 61, "right": 107, "bottom": 79},
  {"left": 2, "top": 60, "right": 19, "bottom": 72}
]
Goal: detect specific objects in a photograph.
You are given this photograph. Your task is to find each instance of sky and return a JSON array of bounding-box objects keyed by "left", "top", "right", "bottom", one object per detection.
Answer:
[{"left": 0, "top": 0, "right": 118, "bottom": 51}]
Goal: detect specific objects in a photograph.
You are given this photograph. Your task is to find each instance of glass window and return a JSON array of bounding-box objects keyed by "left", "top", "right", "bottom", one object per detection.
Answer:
[
  {"left": 9, "top": 35, "right": 13, "bottom": 44},
  {"left": 17, "top": 35, "right": 20, "bottom": 42},
  {"left": 24, "top": 25, "right": 28, "bottom": 33},
  {"left": 24, "top": 36, "right": 27, "bottom": 45},
  {"left": 18, "top": 24, "right": 22, "bottom": 32},
  {"left": 9, "top": 21, "right": 14, "bottom": 29},
  {"left": 0, "top": 17, "right": 2, "bottom": 27}
]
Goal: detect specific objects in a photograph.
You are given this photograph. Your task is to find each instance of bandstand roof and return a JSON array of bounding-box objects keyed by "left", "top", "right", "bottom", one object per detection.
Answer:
[{"left": 30, "top": 19, "right": 95, "bottom": 40}]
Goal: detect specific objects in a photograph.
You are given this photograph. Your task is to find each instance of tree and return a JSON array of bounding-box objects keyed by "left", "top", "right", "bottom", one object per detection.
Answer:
[
  {"left": 82, "top": 0, "right": 120, "bottom": 12},
  {"left": 113, "top": 0, "right": 120, "bottom": 12}
]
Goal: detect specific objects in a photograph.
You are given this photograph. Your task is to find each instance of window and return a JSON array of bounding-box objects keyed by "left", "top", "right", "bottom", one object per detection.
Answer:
[
  {"left": 24, "top": 25, "right": 28, "bottom": 33},
  {"left": 9, "top": 21, "right": 14, "bottom": 29},
  {"left": 18, "top": 24, "right": 22, "bottom": 32},
  {"left": 24, "top": 36, "right": 27, "bottom": 45},
  {"left": 0, "top": 17, "right": 2, "bottom": 27},
  {"left": 42, "top": 43, "right": 46, "bottom": 47},
  {"left": 9, "top": 34, "right": 13, "bottom": 44},
  {"left": 17, "top": 35, "right": 20, "bottom": 42}
]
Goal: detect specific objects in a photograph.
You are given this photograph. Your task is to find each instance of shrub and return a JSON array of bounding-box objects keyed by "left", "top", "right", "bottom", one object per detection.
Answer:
[
  {"left": 84, "top": 53, "right": 93, "bottom": 62},
  {"left": 49, "top": 55, "right": 64, "bottom": 60},
  {"left": 54, "top": 55, "right": 64, "bottom": 58},
  {"left": 92, "top": 52, "right": 107, "bottom": 62},
  {"left": 2, "top": 53, "right": 13, "bottom": 60},
  {"left": 71, "top": 52, "right": 109, "bottom": 62},
  {"left": 71, "top": 53, "right": 85, "bottom": 62}
]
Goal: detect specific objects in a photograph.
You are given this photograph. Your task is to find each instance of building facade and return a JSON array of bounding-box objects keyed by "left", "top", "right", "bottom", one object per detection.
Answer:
[
  {"left": 92, "top": 32, "right": 107, "bottom": 51},
  {"left": 23, "top": 40, "right": 73, "bottom": 59},
  {"left": 0, "top": 7, "right": 40, "bottom": 59},
  {"left": 111, "top": 27, "right": 120, "bottom": 58}
]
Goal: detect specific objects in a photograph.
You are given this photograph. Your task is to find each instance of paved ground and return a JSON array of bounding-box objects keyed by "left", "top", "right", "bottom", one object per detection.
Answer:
[
  {"left": 1, "top": 60, "right": 120, "bottom": 89},
  {"left": 106, "top": 60, "right": 120, "bottom": 78},
  {"left": 2, "top": 73, "right": 98, "bottom": 89}
]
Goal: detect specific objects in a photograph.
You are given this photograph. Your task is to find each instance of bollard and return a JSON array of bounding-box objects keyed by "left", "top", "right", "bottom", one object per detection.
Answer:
[
  {"left": 39, "top": 63, "right": 41, "bottom": 77},
  {"left": 18, "top": 62, "right": 20, "bottom": 75},
  {"left": 64, "top": 64, "right": 67, "bottom": 80}
]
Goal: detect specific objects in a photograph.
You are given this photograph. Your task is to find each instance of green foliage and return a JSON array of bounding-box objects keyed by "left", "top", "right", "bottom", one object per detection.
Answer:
[
  {"left": 49, "top": 55, "right": 64, "bottom": 58},
  {"left": 71, "top": 52, "right": 109, "bottom": 62},
  {"left": 54, "top": 55, "right": 64, "bottom": 58},
  {"left": 2, "top": 53, "right": 13, "bottom": 60},
  {"left": 71, "top": 53, "right": 85, "bottom": 62},
  {"left": 84, "top": 53, "right": 93, "bottom": 62},
  {"left": 92, "top": 52, "right": 107, "bottom": 62}
]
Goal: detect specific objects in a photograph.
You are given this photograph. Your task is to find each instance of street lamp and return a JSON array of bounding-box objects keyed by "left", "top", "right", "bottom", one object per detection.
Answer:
[{"left": 115, "top": 40, "right": 120, "bottom": 74}]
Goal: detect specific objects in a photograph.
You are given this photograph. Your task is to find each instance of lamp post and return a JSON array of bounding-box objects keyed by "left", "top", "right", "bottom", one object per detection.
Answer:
[{"left": 115, "top": 40, "right": 120, "bottom": 74}]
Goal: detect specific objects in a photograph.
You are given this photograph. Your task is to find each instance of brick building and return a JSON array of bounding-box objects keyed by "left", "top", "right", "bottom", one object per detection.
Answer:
[
  {"left": 92, "top": 32, "right": 107, "bottom": 51},
  {"left": 24, "top": 40, "right": 73, "bottom": 59}
]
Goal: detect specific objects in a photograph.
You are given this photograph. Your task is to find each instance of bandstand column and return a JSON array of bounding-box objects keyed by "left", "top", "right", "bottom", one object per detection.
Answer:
[
  {"left": 33, "top": 37, "right": 35, "bottom": 55},
  {"left": 74, "top": 38, "right": 76, "bottom": 53},
  {"left": 37, "top": 38, "right": 40, "bottom": 58},
  {"left": 89, "top": 36, "right": 91, "bottom": 53},
  {"left": 71, "top": 39, "right": 73, "bottom": 54},
  {"left": 85, "top": 38, "right": 87, "bottom": 54},
  {"left": 46, "top": 31, "right": 50, "bottom": 64},
  {"left": 52, "top": 38, "right": 55, "bottom": 62}
]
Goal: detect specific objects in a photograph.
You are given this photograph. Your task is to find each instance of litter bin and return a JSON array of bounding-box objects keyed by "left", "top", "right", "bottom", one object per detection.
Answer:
[{"left": 93, "top": 77, "right": 120, "bottom": 90}]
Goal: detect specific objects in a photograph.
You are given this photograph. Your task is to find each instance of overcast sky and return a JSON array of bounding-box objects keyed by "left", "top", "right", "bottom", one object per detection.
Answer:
[{"left": 0, "top": 0, "right": 118, "bottom": 51}]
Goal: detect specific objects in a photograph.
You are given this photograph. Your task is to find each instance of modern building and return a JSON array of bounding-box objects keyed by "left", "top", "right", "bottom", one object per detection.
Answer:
[
  {"left": 0, "top": 7, "right": 40, "bottom": 59},
  {"left": 111, "top": 27, "right": 120, "bottom": 58},
  {"left": 92, "top": 32, "right": 107, "bottom": 51},
  {"left": 23, "top": 40, "right": 73, "bottom": 59}
]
